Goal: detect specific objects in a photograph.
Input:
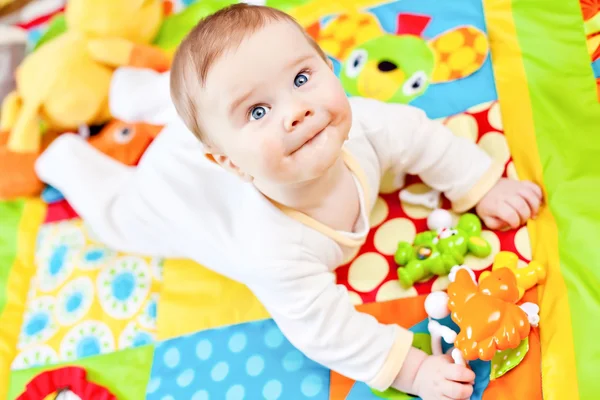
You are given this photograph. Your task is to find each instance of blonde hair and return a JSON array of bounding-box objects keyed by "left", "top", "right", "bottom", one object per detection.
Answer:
[{"left": 170, "top": 3, "right": 327, "bottom": 144}]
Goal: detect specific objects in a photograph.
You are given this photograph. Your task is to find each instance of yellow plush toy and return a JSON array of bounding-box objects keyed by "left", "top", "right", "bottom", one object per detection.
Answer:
[{"left": 0, "top": 0, "right": 167, "bottom": 154}]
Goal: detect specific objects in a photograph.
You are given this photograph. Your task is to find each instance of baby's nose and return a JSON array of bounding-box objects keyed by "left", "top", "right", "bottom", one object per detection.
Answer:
[{"left": 286, "top": 108, "right": 314, "bottom": 131}]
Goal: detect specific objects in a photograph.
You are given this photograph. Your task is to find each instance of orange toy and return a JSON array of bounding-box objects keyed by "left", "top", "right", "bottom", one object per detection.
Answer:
[
  {"left": 87, "top": 120, "right": 161, "bottom": 166},
  {"left": 447, "top": 267, "right": 532, "bottom": 361}
]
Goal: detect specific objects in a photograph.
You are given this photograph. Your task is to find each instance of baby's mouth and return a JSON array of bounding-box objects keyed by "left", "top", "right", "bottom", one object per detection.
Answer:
[{"left": 289, "top": 127, "right": 326, "bottom": 155}]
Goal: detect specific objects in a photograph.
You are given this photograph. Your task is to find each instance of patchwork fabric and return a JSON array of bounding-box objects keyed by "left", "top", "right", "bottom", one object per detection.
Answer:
[
  {"left": 12, "top": 220, "right": 162, "bottom": 371},
  {"left": 147, "top": 319, "right": 330, "bottom": 400}
]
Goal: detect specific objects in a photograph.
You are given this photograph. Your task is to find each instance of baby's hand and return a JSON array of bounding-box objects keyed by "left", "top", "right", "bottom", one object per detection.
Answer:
[
  {"left": 412, "top": 354, "right": 475, "bottom": 400},
  {"left": 475, "top": 178, "right": 542, "bottom": 230}
]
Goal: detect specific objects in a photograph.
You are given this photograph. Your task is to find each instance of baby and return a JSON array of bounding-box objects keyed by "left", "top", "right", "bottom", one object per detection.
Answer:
[{"left": 36, "top": 4, "right": 542, "bottom": 400}]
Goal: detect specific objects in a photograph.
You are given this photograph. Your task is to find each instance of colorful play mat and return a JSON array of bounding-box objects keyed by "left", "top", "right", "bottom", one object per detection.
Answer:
[{"left": 1, "top": 0, "right": 599, "bottom": 399}]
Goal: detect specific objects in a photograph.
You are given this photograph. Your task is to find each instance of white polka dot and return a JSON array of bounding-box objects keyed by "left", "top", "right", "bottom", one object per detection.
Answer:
[
  {"left": 347, "top": 291, "right": 363, "bottom": 305},
  {"left": 192, "top": 390, "right": 209, "bottom": 400},
  {"left": 375, "top": 280, "right": 418, "bottom": 302},
  {"left": 431, "top": 275, "right": 451, "bottom": 292},
  {"left": 246, "top": 355, "right": 265, "bottom": 376},
  {"left": 163, "top": 347, "right": 180, "bottom": 368},
  {"left": 445, "top": 113, "right": 478, "bottom": 143},
  {"left": 514, "top": 227, "right": 532, "bottom": 260},
  {"left": 504, "top": 355, "right": 508, "bottom": 360},
  {"left": 177, "top": 368, "right": 195, "bottom": 388},
  {"left": 147, "top": 377, "right": 161, "bottom": 394},
  {"left": 348, "top": 253, "right": 389, "bottom": 292},
  {"left": 162, "top": 396, "right": 174, "bottom": 400},
  {"left": 379, "top": 169, "right": 399, "bottom": 194},
  {"left": 211, "top": 361, "right": 230, "bottom": 382},
  {"left": 488, "top": 102, "right": 503, "bottom": 130},
  {"left": 464, "top": 230, "right": 501, "bottom": 271},
  {"left": 507, "top": 360, "right": 511, "bottom": 366},
  {"left": 374, "top": 218, "right": 417, "bottom": 255},
  {"left": 400, "top": 183, "right": 441, "bottom": 218},
  {"left": 478, "top": 132, "right": 510, "bottom": 165},
  {"left": 282, "top": 350, "right": 304, "bottom": 372},
  {"left": 264, "top": 327, "right": 284, "bottom": 348},
  {"left": 228, "top": 332, "right": 247, "bottom": 353},
  {"left": 226, "top": 385, "right": 245, "bottom": 400},
  {"left": 369, "top": 197, "right": 389, "bottom": 227},
  {"left": 196, "top": 339, "right": 213, "bottom": 360},
  {"left": 467, "top": 101, "right": 493, "bottom": 113},
  {"left": 517, "top": 352, "right": 521, "bottom": 356},
  {"left": 263, "top": 380, "right": 283, "bottom": 400},
  {"left": 301, "top": 374, "right": 323, "bottom": 397}
]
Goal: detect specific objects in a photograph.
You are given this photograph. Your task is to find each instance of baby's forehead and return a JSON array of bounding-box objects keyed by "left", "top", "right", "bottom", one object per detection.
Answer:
[{"left": 202, "top": 22, "right": 317, "bottom": 99}]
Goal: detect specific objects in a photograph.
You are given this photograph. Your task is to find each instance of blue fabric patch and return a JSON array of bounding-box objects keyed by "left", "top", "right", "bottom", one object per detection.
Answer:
[
  {"left": 592, "top": 59, "right": 600, "bottom": 79},
  {"left": 41, "top": 185, "right": 65, "bottom": 204},
  {"left": 147, "top": 319, "right": 330, "bottom": 399}
]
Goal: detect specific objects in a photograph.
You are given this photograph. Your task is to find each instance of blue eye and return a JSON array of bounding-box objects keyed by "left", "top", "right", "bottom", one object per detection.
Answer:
[
  {"left": 294, "top": 72, "right": 310, "bottom": 88},
  {"left": 249, "top": 105, "right": 270, "bottom": 121}
]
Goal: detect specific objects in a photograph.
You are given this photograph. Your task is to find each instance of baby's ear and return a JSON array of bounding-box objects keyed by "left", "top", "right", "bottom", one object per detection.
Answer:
[{"left": 211, "top": 154, "right": 253, "bottom": 182}]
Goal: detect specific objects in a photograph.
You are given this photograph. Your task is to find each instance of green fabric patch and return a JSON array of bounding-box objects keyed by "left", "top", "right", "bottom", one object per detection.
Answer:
[
  {"left": 513, "top": 0, "right": 600, "bottom": 398},
  {"left": 490, "top": 337, "right": 528, "bottom": 380},
  {"left": 7, "top": 345, "right": 154, "bottom": 399},
  {"left": 0, "top": 200, "right": 25, "bottom": 317}
]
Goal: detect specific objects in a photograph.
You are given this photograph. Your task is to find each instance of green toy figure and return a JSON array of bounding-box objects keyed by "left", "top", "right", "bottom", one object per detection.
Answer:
[{"left": 395, "top": 212, "right": 491, "bottom": 288}]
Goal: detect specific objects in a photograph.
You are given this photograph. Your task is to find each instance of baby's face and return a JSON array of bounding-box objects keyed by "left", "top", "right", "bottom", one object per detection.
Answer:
[{"left": 199, "top": 21, "right": 351, "bottom": 185}]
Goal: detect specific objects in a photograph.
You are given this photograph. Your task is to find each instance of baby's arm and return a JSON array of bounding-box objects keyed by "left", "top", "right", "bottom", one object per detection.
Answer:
[
  {"left": 245, "top": 258, "right": 473, "bottom": 396},
  {"left": 354, "top": 98, "right": 541, "bottom": 226}
]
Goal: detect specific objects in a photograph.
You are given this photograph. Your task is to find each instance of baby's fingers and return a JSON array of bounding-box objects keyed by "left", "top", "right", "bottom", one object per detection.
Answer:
[
  {"left": 520, "top": 186, "right": 542, "bottom": 216},
  {"left": 507, "top": 195, "right": 531, "bottom": 226},
  {"left": 443, "top": 363, "right": 476, "bottom": 383},
  {"left": 496, "top": 202, "right": 521, "bottom": 229},
  {"left": 441, "top": 380, "right": 473, "bottom": 400},
  {"left": 523, "top": 180, "right": 543, "bottom": 200}
]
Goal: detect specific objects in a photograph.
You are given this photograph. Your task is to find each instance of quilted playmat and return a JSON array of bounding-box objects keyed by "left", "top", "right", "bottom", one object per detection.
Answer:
[{"left": 1, "top": 0, "right": 599, "bottom": 399}]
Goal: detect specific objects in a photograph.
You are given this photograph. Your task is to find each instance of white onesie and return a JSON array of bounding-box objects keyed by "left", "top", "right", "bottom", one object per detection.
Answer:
[{"left": 35, "top": 68, "right": 503, "bottom": 391}]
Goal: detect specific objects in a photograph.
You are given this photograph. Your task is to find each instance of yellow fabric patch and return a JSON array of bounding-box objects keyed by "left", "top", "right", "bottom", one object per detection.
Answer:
[{"left": 157, "top": 259, "right": 269, "bottom": 340}]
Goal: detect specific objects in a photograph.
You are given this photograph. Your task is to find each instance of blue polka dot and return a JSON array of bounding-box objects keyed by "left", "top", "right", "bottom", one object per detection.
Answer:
[
  {"left": 301, "top": 374, "right": 323, "bottom": 397},
  {"left": 65, "top": 292, "right": 83, "bottom": 312},
  {"left": 147, "top": 377, "right": 161, "bottom": 394},
  {"left": 228, "top": 332, "right": 247, "bottom": 353},
  {"left": 211, "top": 361, "right": 230, "bottom": 382},
  {"left": 282, "top": 350, "right": 304, "bottom": 372},
  {"left": 192, "top": 390, "right": 209, "bottom": 400},
  {"left": 246, "top": 355, "right": 265, "bottom": 377},
  {"left": 264, "top": 327, "right": 284, "bottom": 348},
  {"left": 112, "top": 272, "right": 135, "bottom": 301},
  {"left": 226, "top": 384, "right": 245, "bottom": 400},
  {"left": 133, "top": 332, "right": 153, "bottom": 347},
  {"left": 177, "top": 368, "right": 195, "bottom": 388},
  {"left": 85, "top": 250, "right": 104, "bottom": 262},
  {"left": 49, "top": 245, "right": 67, "bottom": 275},
  {"left": 25, "top": 312, "right": 49, "bottom": 336},
  {"left": 263, "top": 379, "right": 282, "bottom": 400},
  {"left": 196, "top": 339, "right": 213, "bottom": 360},
  {"left": 164, "top": 347, "right": 181, "bottom": 368},
  {"left": 76, "top": 337, "right": 101, "bottom": 358}
]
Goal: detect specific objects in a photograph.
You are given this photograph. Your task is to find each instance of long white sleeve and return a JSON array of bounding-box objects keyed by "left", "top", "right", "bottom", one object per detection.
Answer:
[
  {"left": 245, "top": 256, "right": 413, "bottom": 391},
  {"left": 351, "top": 97, "right": 504, "bottom": 212},
  {"left": 35, "top": 134, "right": 180, "bottom": 257}
]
